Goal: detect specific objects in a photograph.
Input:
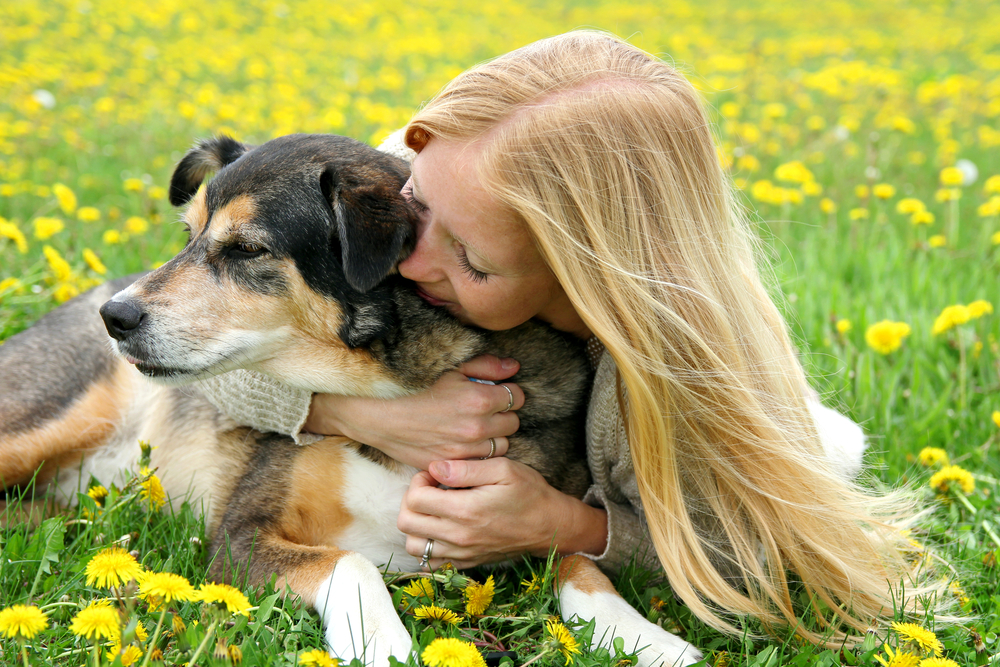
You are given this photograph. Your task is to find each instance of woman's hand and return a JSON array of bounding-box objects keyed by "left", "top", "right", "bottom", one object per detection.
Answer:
[
  {"left": 303, "top": 355, "right": 526, "bottom": 470},
  {"left": 398, "top": 458, "right": 609, "bottom": 569}
]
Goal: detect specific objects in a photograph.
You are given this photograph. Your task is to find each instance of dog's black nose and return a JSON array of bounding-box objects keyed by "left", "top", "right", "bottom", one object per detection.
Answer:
[{"left": 100, "top": 300, "right": 146, "bottom": 340}]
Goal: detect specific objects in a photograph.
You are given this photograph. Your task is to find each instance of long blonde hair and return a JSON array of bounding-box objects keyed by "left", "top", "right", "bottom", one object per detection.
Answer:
[{"left": 406, "top": 31, "right": 936, "bottom": 643}]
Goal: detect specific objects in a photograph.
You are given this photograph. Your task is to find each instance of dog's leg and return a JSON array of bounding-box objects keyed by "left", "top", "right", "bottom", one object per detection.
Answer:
[
  {"left": 556, "top": 556, "right": 702, "bottom": 667},
  {"left": 212, "top": 533, "right": 413, "bottom": 666}
]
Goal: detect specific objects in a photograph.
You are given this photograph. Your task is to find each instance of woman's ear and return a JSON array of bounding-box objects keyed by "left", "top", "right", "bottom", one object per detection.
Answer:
[{"left": 169, "top": 136, "right": 252, "bottom": 206}]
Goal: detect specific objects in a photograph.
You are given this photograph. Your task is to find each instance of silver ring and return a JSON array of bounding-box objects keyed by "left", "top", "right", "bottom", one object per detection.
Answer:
[
  {"left": 419, "top": 539, "right": 434, "bottom": 568},
  {"left": 500, "top": 384, "right": 514, "bottom": 413},
  {"left": 481, "top": 438, "right": 496, "bottom": 460}
]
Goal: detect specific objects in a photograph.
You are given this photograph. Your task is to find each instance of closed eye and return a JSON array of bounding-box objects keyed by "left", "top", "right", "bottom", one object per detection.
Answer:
[
  {"left": 401, "top": 183, "right": 429, "bottom": 215},
  {"left": 457, "top": 245, "right": 489, "bottom": 284}
]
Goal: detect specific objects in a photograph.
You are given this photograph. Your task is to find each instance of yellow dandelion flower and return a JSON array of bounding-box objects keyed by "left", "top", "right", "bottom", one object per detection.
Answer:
[
  {"left": 0, "top": 604, "right": 49, "bottom": 640},
  {"left": 928, "top": 234, "right": 947, "bottom": 248},
  {"left": 855, "top": 184, "right": 870, "bottom": 199},
  {"left": 229, "top": 644, "right": 244, "bottom": 664},
  {"left": 299, "top": 648, "right": 339, "bottom": 666},
  {"left": 108, "top": 643, "right": 143, "bottom": 666},
  {"left": 401, "top": 578, "right": 434, "bottom": 599},
  {"left": 82, "top": 248, "right": 107, "bottom": 275},
  {"left": 932, "top": 304, "right": 971, "bottom": 335},
  {"left": 125, "top": 216, "right": 149, "bottom": 235},
  {"left": 42, "top": 245, "right": 72, "bottom": 282},
  {"left": 917, "top": 448, "right": 949, "bottom": 467},
  {"left": 891, "top": 116, "right": 916, "bottom": 134},
  {"left": 148, "top": 186, "right": 167, "bottom": 200},
  {"left": 139, "top": 467, "right": 166, "bottom": 510},
  {"left": 103, "top": 229, "right": 122, "bottom": 245},
  {"left": 911, "top": 210, "right": 935, "bottom": 225},
  {"left": 993, "top": 411, "right": 1000, "bottom": 429},
  {"left": 849, "top": 207, "right": 870, "bottom": 220},
  {"left": 763, "top": 103, "right": 787, "bottom": 118},
  {"left": 413, "top": 605, "right": 461, "bottom": 625},
  {"left": 896, "top": 198, "right": 926, "bottom": 215},
  {"left": 865, "top": 320, "right": 911, "bottom": 355},
  {"left": 892, "top": 622, "right": 943, "bottom": 656},
  {"left": 139, "top": 572, "right": 195, "bottom": 604},
  {"left": 984, "top": 175, "right": 1000, "bottom": 195},
  {"left": 521, "top": 573, "right": 541, "bottom": 594},
  {"left": 421, "top": 638, "right": 486, "bottom": 667},
  {"left": 939, "top": 167, "right": 964, "bottom": 186},
  {"left": 0, "top": 277, "right": 22, "bottom": 294},
  {"left": 735, "top": 154, "right": 760, "bottom": 173},
  {"left": 992, "top": 231, "right": 1000, "bottom": 245},
  {"left": 53, "top": 283, "right": 79, "bottom": 303},
  {"left": 53, "top": 183, "right": 77, "bottom": 214},
  {"left": 464, "top": 575, "right": 495, "bottom": 616},
  {"left": 70, "top": 600, "right": 120, "bottom": 641},
  {"left": 934, "top": 188, "right": 960, "bottom": 202},
  {"left": 874, "top": 184, "right": 896, "bottom": 199},
  {"left": 197, "top": 582, "right": 252, "bottom": 615},
  {"left": 801, "top": 180, "right": 822, "bottom": 196},
  {"left": 546, "top": 619, "right": 582, "bottom": 666},
  {"left": 33, "top": 216, "right": 64, "bottom": 240},
  {"left": 774, "top": 161, "right": 813, "bottom": 183},
  {"left": 967, "top": 300, "right": 993, "bottom": 318},
  {"left": 77, "top": 206, "right": 101, "bottom": 222},
  {"left": 86, "top": 546, "right": 143, "bottom": 588},
  {"left": 0, "top": 218, "right": 29, "bottom": 253},
  {"left": 917, "top": 659, "right": 959, "bottom": 667},
  {"left": 820, "top": 198, "right": 836, "bottom": 214},
  {"left": 836, "top": 319, "right": 852, "bottom": 335},
  {"left": 123, "top": 178, "right": 145, "bottom": 193},
  {"left": 874, "top": 644, "right": 920, "bottom": 667},
  {"left": 929, "top": 465, "right": 975, "bottom": 495}
]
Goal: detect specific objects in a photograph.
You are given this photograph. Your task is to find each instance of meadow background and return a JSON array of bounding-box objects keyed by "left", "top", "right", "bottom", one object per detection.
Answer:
[{"left": 1, "top": 0, "right": 999, "bottom": 665}]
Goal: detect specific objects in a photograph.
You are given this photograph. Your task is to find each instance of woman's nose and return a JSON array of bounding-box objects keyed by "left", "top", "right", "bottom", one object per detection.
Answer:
[{"left": 398, "top": 222, "right": 440, "bottom": 283}]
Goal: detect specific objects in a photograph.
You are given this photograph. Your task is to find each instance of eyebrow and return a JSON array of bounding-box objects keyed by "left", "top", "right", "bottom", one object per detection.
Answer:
[{"left": 411, "top": 172, "right": 500, "bottom": 272}]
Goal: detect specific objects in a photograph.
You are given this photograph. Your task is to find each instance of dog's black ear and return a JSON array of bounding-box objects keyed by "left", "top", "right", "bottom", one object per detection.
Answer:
[
  {"left": 169, "top": 136, "right": 251, "bottom": 206},
  {"left": 324, "top": 170, "right": 415, "bottom": 292}
]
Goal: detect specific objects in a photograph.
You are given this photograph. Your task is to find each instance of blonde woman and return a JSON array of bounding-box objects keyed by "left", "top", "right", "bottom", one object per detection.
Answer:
[{"left": 205, "top": 30, "right": 933, "bottom": 662}]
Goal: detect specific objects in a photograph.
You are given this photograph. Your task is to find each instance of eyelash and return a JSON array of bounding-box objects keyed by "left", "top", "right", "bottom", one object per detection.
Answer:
[
  {"left": 401, "top": 184, "right": 429, "bottom": 214},
  {"left": 457, "top": 246, "right": 489, "bottom": 284}
]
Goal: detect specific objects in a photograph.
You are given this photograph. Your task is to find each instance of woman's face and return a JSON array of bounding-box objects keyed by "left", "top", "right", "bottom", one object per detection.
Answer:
[{"left": 398, "top": 138, "right": 589, "bottom": 338}]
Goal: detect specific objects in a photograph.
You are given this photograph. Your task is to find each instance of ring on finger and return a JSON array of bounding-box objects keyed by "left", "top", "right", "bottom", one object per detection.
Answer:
[
  {"left": 481, "top": 437, "right": 497, "bottom": 460},
  {"left": 500, "top": 384, "right": 514, "bottom": 413},
  {"left": 419, "top": 539, "right": 435, "bottom": 568}
]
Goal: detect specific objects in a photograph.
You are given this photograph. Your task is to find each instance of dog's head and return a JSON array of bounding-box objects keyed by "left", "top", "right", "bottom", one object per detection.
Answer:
[{"left": 100, "top": 134, "right": 418, "bottom": 395}]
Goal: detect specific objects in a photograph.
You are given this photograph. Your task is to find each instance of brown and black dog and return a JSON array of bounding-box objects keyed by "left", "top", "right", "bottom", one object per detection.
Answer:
[{"left": 0, "top": 134, "right": 702, "bottom": 666}]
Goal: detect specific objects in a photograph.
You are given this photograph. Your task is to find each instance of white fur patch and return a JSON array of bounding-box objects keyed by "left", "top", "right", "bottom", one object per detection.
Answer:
[
  {"left": 808, "top": 401, "right": 866, "bottom": 481},
  {"left": 314, "top": 553, "right": 414, "bottom": 665},
  {"left": 559, "top": 585, "right": 702, "bottom": 667}
]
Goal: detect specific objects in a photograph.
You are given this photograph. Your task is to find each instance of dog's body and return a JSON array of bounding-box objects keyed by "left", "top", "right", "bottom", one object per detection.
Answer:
[{"left": 0, "top": 134, "right": 702, "bottom": 666}]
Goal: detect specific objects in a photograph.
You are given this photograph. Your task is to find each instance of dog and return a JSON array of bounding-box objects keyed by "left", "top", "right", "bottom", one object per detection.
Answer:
[{"left": 0, "top": 134, "right": 704, "bottom": 666}]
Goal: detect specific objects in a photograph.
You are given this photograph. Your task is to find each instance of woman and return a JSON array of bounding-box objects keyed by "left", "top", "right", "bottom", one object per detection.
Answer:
[{"left": 204, "top": 31, "right": 932, "bottom": 645}]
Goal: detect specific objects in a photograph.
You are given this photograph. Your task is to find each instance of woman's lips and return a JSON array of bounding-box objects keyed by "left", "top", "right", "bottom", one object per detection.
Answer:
[{"left": 415, "top": 287, "right": 450, "bottom": 307}]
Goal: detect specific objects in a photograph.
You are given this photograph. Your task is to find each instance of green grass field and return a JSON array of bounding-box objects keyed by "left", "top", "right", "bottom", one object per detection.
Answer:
[{"left": 2, "top": 0, "right": 999, "bottom": 665}]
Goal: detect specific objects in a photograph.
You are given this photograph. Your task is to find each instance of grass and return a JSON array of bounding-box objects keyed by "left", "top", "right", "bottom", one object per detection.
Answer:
[{"left": 2, "top": 0, "right": 1000, "bottom": 665}]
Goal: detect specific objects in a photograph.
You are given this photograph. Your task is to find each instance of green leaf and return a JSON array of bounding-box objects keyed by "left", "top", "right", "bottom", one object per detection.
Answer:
[{"left": 28, "top": 516, "right": 65, "bottom": 599}]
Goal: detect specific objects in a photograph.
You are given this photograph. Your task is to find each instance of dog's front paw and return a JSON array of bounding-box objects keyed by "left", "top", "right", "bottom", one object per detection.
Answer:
[
  {"left": 314, "top": 552, "right": 414, "bottom": 665},
  {"left": 561, "top": 583, "right": 702, "bottom": 667}
]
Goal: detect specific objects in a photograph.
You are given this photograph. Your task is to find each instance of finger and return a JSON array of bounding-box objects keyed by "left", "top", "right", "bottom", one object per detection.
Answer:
[
  {"left": 493, "top": 382, "right": 524, "bottom": 413},
  {"left": 476, "top": 436, "right": 509, "bottom": 460},
  {"left": 427, "top": 458, "right": 513, "bottom": 489},
  {"left": 458, "top": 355, "right": 520, "bottom": 383}
]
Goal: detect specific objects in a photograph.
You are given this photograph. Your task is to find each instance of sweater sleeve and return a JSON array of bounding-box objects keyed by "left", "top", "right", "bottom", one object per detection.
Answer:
[
  {"left": 197, "top": 371, "right": 319, "bottom": 444},
  {"left": 578, "top": 354, "right": 663, "bottom": 576},
  {"left": 195, "top": 131, "right": 415, "bottom": 445}
]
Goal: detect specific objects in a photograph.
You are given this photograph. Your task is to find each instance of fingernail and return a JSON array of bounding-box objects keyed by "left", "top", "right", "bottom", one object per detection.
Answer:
[
  {"left": 500, "top": 357, "right": 518, "bottom": 370},
  {"left": 430, "top": 461, "right": 451, "bottom": 479}
]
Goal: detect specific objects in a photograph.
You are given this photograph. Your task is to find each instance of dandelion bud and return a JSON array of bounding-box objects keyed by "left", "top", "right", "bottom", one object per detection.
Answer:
[{"left": 214, "top": 639, "right": 229, "bottom": 661}]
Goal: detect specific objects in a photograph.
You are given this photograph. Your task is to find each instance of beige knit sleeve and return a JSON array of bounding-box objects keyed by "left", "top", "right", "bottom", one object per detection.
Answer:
[
  {"left": 197, "top": 371, "right": 317, "bottom": 444},
  {"left": 580, "top": 355, "right": 662, "bottom": 576}
]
